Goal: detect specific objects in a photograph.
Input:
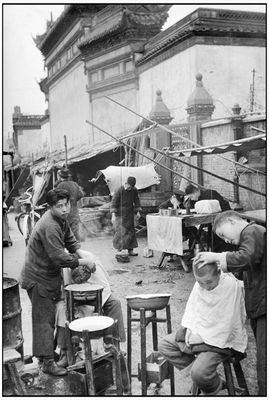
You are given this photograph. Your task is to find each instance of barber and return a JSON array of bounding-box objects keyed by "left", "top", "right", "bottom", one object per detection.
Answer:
[{"left": 20, "top": 189, "right": 96, "bottom": 376}]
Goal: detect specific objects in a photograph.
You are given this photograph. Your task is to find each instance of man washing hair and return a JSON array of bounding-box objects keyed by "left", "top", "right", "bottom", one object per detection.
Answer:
[{"left": 20, "top": 189, "right": 95, "bottom": 376}]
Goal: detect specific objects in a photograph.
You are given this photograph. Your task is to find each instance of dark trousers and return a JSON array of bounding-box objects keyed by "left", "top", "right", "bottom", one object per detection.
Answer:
[
  {"left": 103, "top": 294, "right": 126, "bottom": 342},
  {"left": 250, "top": 314, "right": 266, "bottom": 395},
  {"left": 27, "top": 284, "right": 59, "bottom": 359},
  {"left": 159, "top": 333, "right": 226, "bottom": 394}
]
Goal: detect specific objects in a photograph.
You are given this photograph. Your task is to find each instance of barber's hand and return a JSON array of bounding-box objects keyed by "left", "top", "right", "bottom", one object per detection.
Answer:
[
  {"left": 111, "top": 213, "right": 116, "bottom": 225},
  {"left": 193, "top": 252, "right": 219, "bottom": 268}
]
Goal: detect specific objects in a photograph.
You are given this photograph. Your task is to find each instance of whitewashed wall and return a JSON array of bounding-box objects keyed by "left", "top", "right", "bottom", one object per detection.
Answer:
[
  {"left": 138, "top": 44, "right": 265, "bottom": 123},
  {"left": 49, "top": 62, "right": 90, "bottom": 151},
  {"left": 18, "top": 128, "right": 43, "bottom": 158}
]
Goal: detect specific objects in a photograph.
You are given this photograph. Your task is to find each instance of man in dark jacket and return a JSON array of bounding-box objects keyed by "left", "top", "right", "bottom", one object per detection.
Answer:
[
  {"left": 184, "top": 184, "right": 230, "bottom": 211},
  {"left": 55, "top": 168, "right": 84, "bottom": 241},
  {"left": 194, "top": 211, "right": 266, "bottom": 395},
  {"left": 185, "top": 184, "right": 232, "bottom": 252},
  {"left": 20, "top": 189, "right": 96, "bottom": 376},
  {"left": 111, "top": 176, "right": 142, "bottom": 260}
]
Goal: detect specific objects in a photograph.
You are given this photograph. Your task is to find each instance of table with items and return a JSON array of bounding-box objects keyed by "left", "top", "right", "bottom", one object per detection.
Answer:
[{"left": 146, "top": 212, "right": 220, "bottom": 270}]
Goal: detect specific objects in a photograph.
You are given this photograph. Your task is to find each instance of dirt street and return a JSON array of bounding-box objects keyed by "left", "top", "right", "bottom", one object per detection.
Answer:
[{"left": 3, "top": 212, "right": 258, "bottom": 396}]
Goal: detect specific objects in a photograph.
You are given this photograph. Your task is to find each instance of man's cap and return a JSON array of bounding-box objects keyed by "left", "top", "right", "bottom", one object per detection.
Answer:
[
  {"left": 59, "top": 168, "right": 70, "bottom": 179},
  {"left": 127, "top": 176, "right": 136, "bottom": 187}
]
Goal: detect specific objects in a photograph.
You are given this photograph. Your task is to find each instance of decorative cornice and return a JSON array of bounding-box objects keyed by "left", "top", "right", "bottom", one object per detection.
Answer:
[
  {"left": 86, "top": 72, "right": 139, "bottom": 100},
  {"left": 136, "top": 8, "right": 265, "bottom": 68},
  {"left": 46, "top": 54, "right": 82, "bottom": 87},
  {"left": 79, "top": 5, "right": 170, "bottom": 56},
  {"left": 137, "top": 35, "right": 265, "bottom": 73}
]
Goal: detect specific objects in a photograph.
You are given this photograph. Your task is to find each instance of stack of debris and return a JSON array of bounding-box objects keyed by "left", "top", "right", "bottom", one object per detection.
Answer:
[{"left": 78, "top": 196, "right": 113, "bottom": 238}]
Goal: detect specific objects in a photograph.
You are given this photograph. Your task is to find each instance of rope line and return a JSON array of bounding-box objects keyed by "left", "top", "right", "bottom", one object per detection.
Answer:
[
  {"left": 86, "top": 120, "right": 206, "bottom": 190},
  {"left": 105, "top": 96, "right": 264, "bottom": 175},
  {"left": 151, "top": 147, "right": 265, "bottom": 197}
]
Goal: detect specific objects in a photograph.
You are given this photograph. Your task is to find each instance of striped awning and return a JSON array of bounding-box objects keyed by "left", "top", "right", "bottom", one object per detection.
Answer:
[{"left": 166, "top": 134, "right": 266, "bottom": 157}]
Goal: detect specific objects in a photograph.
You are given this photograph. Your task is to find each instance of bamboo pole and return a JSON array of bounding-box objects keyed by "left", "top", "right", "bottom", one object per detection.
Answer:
[
  {"left": 105, "top": 96, "right": 264, "bottom": 175},
  {"left": 85, "top": 120, "right": 205, "bottom": 190},
  {"left": 64, "top": 135, "right": 68, "bottom": 168}
]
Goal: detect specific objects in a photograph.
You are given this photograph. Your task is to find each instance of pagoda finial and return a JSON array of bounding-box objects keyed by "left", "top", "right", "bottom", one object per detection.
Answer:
[
  {"left": 149, "top": 89, "right": 173, "bottom": 125},
  {"left": 186, "top": 73, "right": 215, "bottom": 121}
]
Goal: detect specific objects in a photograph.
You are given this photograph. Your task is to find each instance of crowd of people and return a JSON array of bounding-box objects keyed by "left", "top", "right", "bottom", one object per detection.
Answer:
[{"left": 16, "top": 170, "right": 266, "bottom": 395}]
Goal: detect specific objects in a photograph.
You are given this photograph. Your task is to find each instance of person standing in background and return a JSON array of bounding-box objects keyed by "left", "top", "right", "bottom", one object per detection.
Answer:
[
  {"left": 111, "top": 176, "right": 141, "bottom": 261},
  {"left": 55, "top": 168, "right": 84, "bottom": 241}
]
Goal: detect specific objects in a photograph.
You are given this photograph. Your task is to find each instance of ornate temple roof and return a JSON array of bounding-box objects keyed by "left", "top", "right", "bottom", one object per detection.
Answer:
[
  {"left": 136, "top": 7, "right": 266, "bottom": 66},
  {"left": 34, "top": 5, "right": 106, "bottom": 56},
  {"left": 79, "top": 5, "right": 171, "bottom": 51}
]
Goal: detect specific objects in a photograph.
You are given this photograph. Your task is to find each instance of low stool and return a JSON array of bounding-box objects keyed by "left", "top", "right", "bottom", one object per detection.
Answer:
[
  {"left": 65, "top": 316, "right": 126, "bottom": 395},
  {"left": 191, "top": 352, "right": 249, "bottom": 396}
]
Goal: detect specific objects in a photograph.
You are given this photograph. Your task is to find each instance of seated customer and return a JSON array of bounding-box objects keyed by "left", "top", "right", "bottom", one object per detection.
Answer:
[
  {"left": 159, "top": 261, "right": 247, "bottom": 395},
  {"left": 55, "top": 250, "right": 126, "bottom": 367},
  {"left": 184, "top": 184, "right": 231, "bottom": 211}
]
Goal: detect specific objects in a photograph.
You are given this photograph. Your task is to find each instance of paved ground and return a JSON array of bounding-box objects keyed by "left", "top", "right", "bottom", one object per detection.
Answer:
[{"left": 3, "top": 211, "right": 258, "bottom": 396}]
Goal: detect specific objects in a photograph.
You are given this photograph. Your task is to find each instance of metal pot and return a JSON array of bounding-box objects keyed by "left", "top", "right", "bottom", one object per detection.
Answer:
[{"left": 3, "top": 277, "right": 24, "bottom": 352}]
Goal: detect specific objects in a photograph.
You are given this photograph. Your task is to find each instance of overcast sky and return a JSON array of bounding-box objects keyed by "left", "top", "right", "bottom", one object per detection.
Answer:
[{"left": 3, "top": 2, "right": 266, "bottom": 138}]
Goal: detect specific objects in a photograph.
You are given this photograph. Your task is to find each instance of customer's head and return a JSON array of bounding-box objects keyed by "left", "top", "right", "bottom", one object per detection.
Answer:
[
  {"left": 185, "top": 184, "right": 200, "bottom": 201},
  {"left": 193, "top": 261, "right": 221, "bottom": 291},
  {"left": 46, "top": 189, "right": 70, "bottom": 220},
  {"left": 213, "top": 210, "right": 247, "bottom": 245},
  {"left": 125, "top": 176, "right": 136, "bottom": 190}
]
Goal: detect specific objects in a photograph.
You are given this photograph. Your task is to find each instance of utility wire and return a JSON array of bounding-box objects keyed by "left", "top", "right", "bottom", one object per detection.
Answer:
[
  {"left": 85, "top": 120, "right": 206, "bottom": 190},
  {"left": 151, "top": 147, "right": 265, "bottom": 197},
  {"left": 105, "top": 96, "right": 264, "bottom": 175}
]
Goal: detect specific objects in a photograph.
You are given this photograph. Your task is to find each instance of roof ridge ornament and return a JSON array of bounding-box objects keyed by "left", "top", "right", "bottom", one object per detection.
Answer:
[
  {"left": 149, "top": 89, "right": 173, "bottom": 125},
  {"left": 186, "top": 73, "right": 215, "bottom": 121}
]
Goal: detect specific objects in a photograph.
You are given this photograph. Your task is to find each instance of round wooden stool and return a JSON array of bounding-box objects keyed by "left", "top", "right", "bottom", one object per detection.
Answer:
[
  {"left": 126, "top": 293, "right": 175, "bottom": 395},
  {"left": 64, "top": 283, "right": 104, "bottom": 322}
]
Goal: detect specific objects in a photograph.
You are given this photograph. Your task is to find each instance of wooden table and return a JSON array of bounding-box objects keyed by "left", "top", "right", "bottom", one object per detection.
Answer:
[
  {"left": 240, "top": 209, "right": 266, "bottom": 226},
  {"left": 146, "top": 212, "right": 220, "bottom": 269}
]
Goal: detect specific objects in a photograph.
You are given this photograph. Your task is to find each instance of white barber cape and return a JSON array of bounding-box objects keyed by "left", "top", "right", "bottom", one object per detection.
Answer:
[{"left": 181, "top": 272, "right": 247, "bottom": 353}]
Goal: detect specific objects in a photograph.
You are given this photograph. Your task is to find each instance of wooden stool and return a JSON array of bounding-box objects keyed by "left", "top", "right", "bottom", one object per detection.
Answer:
[
  {"left": 64, "top": 283, "right": 104, "bottom": 322},
  {"left": 66, "top": 316, "right": 124, "bottom": 395},
  {"left": 191, "top": 352, "right": 249, "bottom": 396},
  {"left": 4, "top": 349, "right": 27, "bottom": 396},
  {"left": 126, "top": 294, "right": 175, "bottom": 395}
]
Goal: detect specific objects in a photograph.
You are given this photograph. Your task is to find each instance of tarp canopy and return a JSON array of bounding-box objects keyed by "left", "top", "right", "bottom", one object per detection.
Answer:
[
  {"left": 166, "top": 134, "right": 266, "bottom": 157},
  {"left": 100, "top": 164, "right": 161, "bottom": 194}
]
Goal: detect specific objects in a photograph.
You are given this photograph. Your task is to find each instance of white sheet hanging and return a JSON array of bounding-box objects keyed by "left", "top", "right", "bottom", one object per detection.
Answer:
[{"left": 100, "top": 164, "right": 161, "bottom": 194}]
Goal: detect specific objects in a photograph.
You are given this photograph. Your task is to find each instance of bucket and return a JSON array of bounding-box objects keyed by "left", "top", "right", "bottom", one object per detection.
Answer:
[{"left": 3, "top": 277, "right": 24, "bottom": 351}]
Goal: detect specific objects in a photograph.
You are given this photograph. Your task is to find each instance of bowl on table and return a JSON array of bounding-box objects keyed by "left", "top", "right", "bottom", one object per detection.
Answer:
[{"left": 126, "top": 293, "right": 171, "bottom": 311}]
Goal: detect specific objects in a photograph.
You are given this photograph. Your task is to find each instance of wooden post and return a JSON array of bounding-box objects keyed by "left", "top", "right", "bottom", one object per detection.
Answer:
[{"left": 64, "top": 135, "right": 68, "bottom": 167}]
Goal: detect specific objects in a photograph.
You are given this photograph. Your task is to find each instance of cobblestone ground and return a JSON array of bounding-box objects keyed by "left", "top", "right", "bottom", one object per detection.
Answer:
[{"left": 3, "top": 212, "right": 258, "bottom": 396}]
